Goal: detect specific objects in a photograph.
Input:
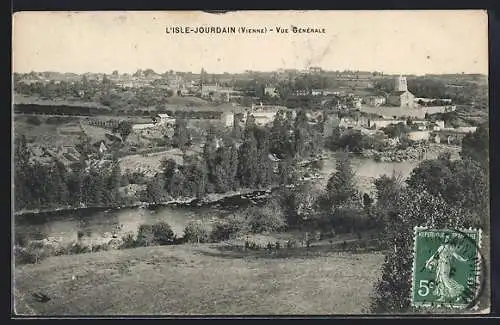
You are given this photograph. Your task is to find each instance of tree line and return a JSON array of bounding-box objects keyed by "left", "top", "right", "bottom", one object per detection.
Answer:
[
  {"left": 370, "top": 123, "right": 489, "bottom": 313},
  {"left": 14, "top": 135, "right": 124, "bottom": 211},
  {"left": 143, "top": 110, "right": 324, "bottom": 203}
]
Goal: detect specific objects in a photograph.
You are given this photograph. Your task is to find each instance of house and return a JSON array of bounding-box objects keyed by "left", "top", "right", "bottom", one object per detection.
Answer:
[
  {"left": 455, "top": 126, "right": 478, "bottom": 134},
  {"left": 264, "top": 87, "right": 279, "bottom": 97},
  {"left": 268, "top": 153, "right": 281, "bottom": 173},
  {"left": 201, "top": 84, "right": 219, "bottom": 98},
  {"left": 368, "top": 119, "right": 406, "bottom": 129},
  {"left": 221, "top": 111, "right": 235, "bottom": 127},
  {"left": 339, "top": 117, "right": 359, "bottom": 129},
  {"left": 353, "top": 97, "right": 363, "bottom": 109},
  {"left": 414, "top": 97, "right": 453, "bottom": 106},
  {"left": 311, "top": 89, "right": 324, "bottom": 96},
  {"left": 308, "top": 67, "right": 323, "bottom": 73},
  {"left": 323, "top": 90, "right": 342, "bottom": 96},
  {"left": 247, "top": 111, "right": 278, "bottom": 126},
  {"left": 242, "top": 104, "right": 285, "bottom": 126},
  {"left": 407, "top": 131, "right": 431, "bottom": 142},
  {"left": 432, "top": 129, "right": 471, "bottom": 145},
  {"left": 154, "top": 113, "right": 176, "bottom": 126},
  {"left": 99, "top": 142, "right": 107, "bottom": 154},
  {"left": 411, "top": 120, "right": 429, "bottom": 131},
  {"left": 294, "top": 89, "right": 309, "bottom": 97},
  {"left": 433, "top": 120, "right": 445, "bottom": 130},
  {"left": 132, "top": 123, "right": 156, "bottom": 131},
  {"left": 364, "top": 95, "right": 387, "bottom": 107}
]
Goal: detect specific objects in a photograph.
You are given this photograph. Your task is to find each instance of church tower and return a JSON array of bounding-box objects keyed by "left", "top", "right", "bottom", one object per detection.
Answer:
[{"left": 395, "top": 75, "right": 408, "bottom": 92}]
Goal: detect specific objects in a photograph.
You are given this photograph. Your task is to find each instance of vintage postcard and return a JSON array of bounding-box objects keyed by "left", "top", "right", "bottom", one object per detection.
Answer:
[{"left": 12, "top": 10, "right": 490, "bottom": 316}]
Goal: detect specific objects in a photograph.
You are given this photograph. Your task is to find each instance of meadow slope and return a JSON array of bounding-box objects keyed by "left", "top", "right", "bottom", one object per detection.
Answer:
[{"left": 13, "top": 244, "right": 384, "bottom": 315}]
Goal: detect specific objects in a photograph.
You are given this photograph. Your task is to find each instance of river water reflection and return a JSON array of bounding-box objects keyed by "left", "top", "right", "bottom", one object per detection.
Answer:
[{"left": 15, "top": 153, "right": 421, "bottom": 244}]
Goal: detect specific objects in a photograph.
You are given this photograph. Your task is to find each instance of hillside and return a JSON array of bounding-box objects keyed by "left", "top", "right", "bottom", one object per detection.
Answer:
[{"left": 13, "top": 244, "right": 384, "bottom": 315}]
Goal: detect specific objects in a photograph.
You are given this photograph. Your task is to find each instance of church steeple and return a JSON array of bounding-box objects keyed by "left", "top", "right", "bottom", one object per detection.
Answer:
[{"left": 395, "top": 75, "right": 408, "bottom": 92}]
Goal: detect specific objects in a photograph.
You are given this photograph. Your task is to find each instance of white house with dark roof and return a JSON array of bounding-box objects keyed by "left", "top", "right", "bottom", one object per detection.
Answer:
[{"left": 153, "top": 113, "right": 176, "bottom": 126}]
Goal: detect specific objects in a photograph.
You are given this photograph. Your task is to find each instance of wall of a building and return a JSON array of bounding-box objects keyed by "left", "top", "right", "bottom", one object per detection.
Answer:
[{"left": 408, "top": 131, "right": 431, "bottom": 141}]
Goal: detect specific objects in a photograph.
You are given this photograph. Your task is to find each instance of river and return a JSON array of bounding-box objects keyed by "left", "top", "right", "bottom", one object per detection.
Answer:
[{"left": 14, "top": 153, "right": 421, "bottom": 245}]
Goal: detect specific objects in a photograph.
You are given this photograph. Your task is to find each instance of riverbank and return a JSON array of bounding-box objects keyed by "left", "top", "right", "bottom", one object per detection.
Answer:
[
  {"left": 13, "top": 186, "right": 280, "bottom": 217},
  {"left": 362, "top": 143, "right": 461, "bottom": 162}
]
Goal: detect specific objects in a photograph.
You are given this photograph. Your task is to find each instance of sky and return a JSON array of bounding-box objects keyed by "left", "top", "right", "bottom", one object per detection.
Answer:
[{"left": 12, "top": 10, "right": 489, "bottom": 76}]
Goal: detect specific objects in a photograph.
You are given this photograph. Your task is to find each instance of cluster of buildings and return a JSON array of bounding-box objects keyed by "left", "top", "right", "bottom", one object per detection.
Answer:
[
  {"left": 220, "top": 103, "right": 296, "bottom": 127},
  {"left": 200, "top": 84, "right": 244, "bottom": 102},
  {"left": 335, "top": 112, "right": 476, "bottom": 145},
  {"left": 283, "top": 75, "right": 456, "bottom": 113},
  {"left": 132, "top": 113, "right": 177, "bottom": 131}
]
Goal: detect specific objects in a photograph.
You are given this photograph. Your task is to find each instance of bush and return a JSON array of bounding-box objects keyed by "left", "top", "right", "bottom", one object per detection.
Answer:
[
  {"left": 246, "top": 200, "right": 286, "bottom": 233},
  {"left": 125, "top": 172, "right": 148, "bottom": 185},
  {"left": 135, "top": 222, "right": 175, "bottom": 247},
  {"left": 210, "top": 215, "right": 246, "bottom": 242},
  {"left": 152, "top": 221, "right": 175, "bottom": 245},
  {"left": 183, "top": 220, "right": 210, "bottom": 243},
  {"left": 68, "top": 242, "right": 91, "bottom": 254},
  {"left": 135, "top": 224, "right": 155, "bottom": 247},
  {"left": 14, "top": 246, "right": 41, "bottom": 265},
  {"left": 325, "top": 207, "right": 370, "bottom": 234},
  {"left": 91, "top": 243, "right": 109, "bottom": 252},
  {"left": 120, "top": 233, "right": 137, "bottom": 249},
  {"left": 14, "top": 232, "right": 28, "bottom": 247}
]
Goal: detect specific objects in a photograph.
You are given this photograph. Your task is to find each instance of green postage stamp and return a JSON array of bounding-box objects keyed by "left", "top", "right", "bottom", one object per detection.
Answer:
[{"left": 411, "top": 227, "right": 483, "bottom": 309}]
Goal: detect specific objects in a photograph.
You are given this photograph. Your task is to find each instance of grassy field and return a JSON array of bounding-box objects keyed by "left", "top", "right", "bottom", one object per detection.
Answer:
[{"left": 13, "top": 244, "right": 384, "bottom": 315}]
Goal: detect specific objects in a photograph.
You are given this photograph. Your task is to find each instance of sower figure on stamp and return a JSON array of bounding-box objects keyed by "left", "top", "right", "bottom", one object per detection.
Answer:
[{"left": 425, "top": 233, "right": 468, "bottom": 302}]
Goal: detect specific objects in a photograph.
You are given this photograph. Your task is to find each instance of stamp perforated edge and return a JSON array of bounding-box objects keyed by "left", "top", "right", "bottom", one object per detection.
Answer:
[{"left": 410, "top": 226, "right": 483, "bottom": 310}]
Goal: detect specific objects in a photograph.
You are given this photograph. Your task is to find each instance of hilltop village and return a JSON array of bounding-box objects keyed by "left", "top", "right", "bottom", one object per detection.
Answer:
[{"left": 14, "top": 69, "right": 486, "bottom": 174}]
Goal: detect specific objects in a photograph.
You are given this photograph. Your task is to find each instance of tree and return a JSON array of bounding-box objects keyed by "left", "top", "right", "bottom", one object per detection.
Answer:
[
  {"left": 362, "top": 193, "right": 373, "bottom": 210},
  {"left": 237, "top": 131, "right": 259, "bottom": 188},
  {"left": 406, "top": 157, "right": 488, "bottom": 229},
  {"left": 326, "top": 154, "right": 358, "bottom": 208},
  {"left": 270, "top": 111, "right": 293, "bottom": 158},
  {"left": 52, "top": 159, "right": 70, "bottom": 205},
  {"left": 460, "top": 124, "right": 489, "bottom": 170},
  {"left": 182, "top": 161, "right": 208, "bottom": 198},
  {"left": 381, "top": 122, "right": 410, "bottom": 139},
  {"left": 113, "top": 121, "right": 133, "bottom": 142},
  {"left": 105, "top": 160, "right": 122, "bottom": 204},
  {"left": 144, "top": 174, "right": 166, "bottom": 204},
  {"left": 14, "top": 135, "right": 31, "bottom": 209},
  {"left": 374, "top": 172, "right": 404, "bottom": 213},
  {"left": 183, "top": 220, "right": 210, "bottom": 243},
  {"left": 75, "top": 134, "right": 93, "bottom": 160},
  {"left": 172, "top": 119, "right": 191, "bottom": 151},
  {"left": 161, "top": 158, "right": 177, "bottom": 185}
]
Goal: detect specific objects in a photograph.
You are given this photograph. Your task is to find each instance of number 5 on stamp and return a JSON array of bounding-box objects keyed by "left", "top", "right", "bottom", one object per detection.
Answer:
[{"left": 411, "top": 227, "right": 482, "bottom": 309}]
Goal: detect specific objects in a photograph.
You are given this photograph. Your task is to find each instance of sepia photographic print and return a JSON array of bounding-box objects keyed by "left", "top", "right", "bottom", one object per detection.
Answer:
[{"left": 12, "top": 10, "right": 490, "bottom": 316}]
